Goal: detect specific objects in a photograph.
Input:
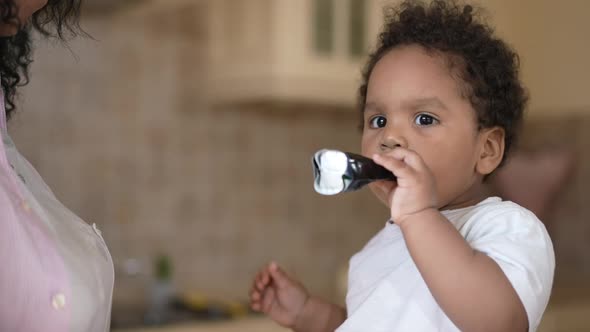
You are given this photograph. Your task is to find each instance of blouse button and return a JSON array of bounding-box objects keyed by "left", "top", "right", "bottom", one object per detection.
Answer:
[{"left": 51, "top": 293, "right": 66, "bottom": 310}]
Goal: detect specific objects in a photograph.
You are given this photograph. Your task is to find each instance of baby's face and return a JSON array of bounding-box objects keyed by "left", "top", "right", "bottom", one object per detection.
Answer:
[{"left": 361, "top": 44, "right": 485, "bottom": 210}]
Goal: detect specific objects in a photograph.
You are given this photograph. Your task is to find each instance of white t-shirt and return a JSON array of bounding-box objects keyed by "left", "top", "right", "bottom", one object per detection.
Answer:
[{"left": 337, "top": 197, "right": 555, "bottom": 332}]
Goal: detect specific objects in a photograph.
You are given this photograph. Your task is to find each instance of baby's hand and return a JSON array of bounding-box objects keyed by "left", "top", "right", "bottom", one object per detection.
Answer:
[
  {"left": 249, "top": 262, "right": 309, "bottom": 328},
  {"left": 373, "top": 148, "right": 438, "bottom": 225}
]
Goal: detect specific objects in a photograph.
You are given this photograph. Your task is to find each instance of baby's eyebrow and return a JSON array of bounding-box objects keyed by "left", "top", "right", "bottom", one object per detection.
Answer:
[
  {"left": 363, "top": 102, "right": 381, "bottom": 113},
  {"left": 404, "top": 97, "right": 448, "bottom": 110}
]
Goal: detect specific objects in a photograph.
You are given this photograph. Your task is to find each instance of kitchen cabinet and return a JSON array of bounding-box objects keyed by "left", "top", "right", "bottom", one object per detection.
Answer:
[
  {"left": 136, "top": 0, "right": 385, "bottom": 107},
  {"left": 205, "top": 0, "right": 383, "bottom": 107}
]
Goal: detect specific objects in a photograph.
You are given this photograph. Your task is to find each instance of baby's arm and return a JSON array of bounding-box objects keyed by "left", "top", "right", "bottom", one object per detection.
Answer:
[
  {"left": 400, "top": 209, "right": 527, "bottom": 332},
  {"left": 294, "top": 296, "right": 347, "bottom": 332},
  {"left": 373, "top": 152, "right": 527, "bottom": 332},
  {"left": 250, "top": 262, "right": 346, "bottom": 332}
]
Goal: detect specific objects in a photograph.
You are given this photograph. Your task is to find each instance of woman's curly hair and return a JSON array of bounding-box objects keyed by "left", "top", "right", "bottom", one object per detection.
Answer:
[
  {"left": 1, "top": 0, "right": 82, "bottom": 120},
  {"left": 359, "top": 0, "right": 528, "bottom": 167}
]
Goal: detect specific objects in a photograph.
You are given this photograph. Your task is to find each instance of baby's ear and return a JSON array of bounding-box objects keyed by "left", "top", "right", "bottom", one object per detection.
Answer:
[{"left": 476, "top": 127, "right": 505, "bottom": 175}]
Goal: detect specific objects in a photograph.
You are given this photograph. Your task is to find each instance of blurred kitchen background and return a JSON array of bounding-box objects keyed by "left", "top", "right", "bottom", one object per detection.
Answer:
[{"left": 6, "top": 0, "right": 590, "bottom": 331}]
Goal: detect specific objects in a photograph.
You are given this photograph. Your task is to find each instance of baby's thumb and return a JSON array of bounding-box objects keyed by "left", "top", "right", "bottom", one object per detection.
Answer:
[{"left": 268, "top": 262, "right": 290, "bottom": 289}]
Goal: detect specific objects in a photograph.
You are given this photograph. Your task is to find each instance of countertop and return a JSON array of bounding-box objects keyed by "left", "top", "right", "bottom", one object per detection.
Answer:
[
  {"left": 114, "top": 285, "right": 590, "bottom": 332},
  {"left": 112, "top": 317, "right": 289, "bottom": 332},
  {"left": 113, "top": 304, "right": 590, "bottom": 332}
]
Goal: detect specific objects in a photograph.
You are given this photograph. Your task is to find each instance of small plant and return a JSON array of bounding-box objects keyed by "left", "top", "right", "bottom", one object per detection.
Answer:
[{"left": 154, "top": 254, "right": 172, "bottom": 281}]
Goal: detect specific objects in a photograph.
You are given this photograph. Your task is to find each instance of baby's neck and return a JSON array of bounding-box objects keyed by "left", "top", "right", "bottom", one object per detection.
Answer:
[{"left": 440, "top": 183, "right": 490, "bottom": 211}]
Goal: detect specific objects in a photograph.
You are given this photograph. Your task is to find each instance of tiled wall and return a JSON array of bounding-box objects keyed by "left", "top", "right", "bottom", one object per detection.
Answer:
[
  {"left": 9, "top": 8, "right": 388, "bottom": 308},
  {"left": 518, "top": 115, "right": 590, "bottom": 279}
]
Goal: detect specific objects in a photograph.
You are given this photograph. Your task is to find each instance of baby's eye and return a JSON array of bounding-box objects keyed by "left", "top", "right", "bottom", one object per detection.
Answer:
[
  {"left": 369, "top": 116, "right": 387, "bottom": 129},
  {"left": 414, "top": 113, "right": 439, "bottom": 126}
]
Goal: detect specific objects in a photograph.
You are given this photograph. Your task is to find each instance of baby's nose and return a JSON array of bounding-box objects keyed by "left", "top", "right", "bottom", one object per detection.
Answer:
[{"left": 380, "top": 136, "right": 405, "bottom": 151}]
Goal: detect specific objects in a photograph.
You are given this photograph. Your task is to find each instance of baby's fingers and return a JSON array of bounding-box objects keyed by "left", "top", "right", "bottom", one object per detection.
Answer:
[
  {"left": 250, "top": 287, "right": 261, "bottom": 301},
  {"left": 389, "top": 147, "right": 427, "bottom": 170},
  {"left": 261, "top": 286, "right": 276, "bottom": 313},
  {"left": 254, "top": 266, "right": 272, "bottom": 292},
  {"left": 268, "top": 262, "right": 292, "bottom": 290},
  {"left": 373, "top": 154, "right": 415, "bottom": 179},
  {"left": 249, "top": 287, "right": 262, "bottom": 311},
  {"left": 250, "top": 299, "right": 262, "bottom": 312}
]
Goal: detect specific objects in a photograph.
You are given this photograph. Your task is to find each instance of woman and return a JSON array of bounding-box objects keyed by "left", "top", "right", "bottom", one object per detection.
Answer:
[{"left": 0, "top": 1, "right": 114, "bottom": 331}]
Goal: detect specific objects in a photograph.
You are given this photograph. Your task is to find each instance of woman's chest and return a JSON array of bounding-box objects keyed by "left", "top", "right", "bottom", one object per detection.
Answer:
[{"left": 1, "top": 142, "right": 114, "bottom": 331}]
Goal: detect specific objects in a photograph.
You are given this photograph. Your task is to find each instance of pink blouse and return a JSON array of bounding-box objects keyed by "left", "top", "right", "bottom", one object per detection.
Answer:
[{"left": 0, "top": 90, "right": 114, "bottom": 331}]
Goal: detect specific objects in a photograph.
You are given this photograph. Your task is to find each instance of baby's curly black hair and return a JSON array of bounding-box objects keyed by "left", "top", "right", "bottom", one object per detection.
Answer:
[
  {"left": 359, "top": 0, "right": 528, "bottom": 167},
  {"left": 1, "top": 0, "right": 82, "bottom": 120}
]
